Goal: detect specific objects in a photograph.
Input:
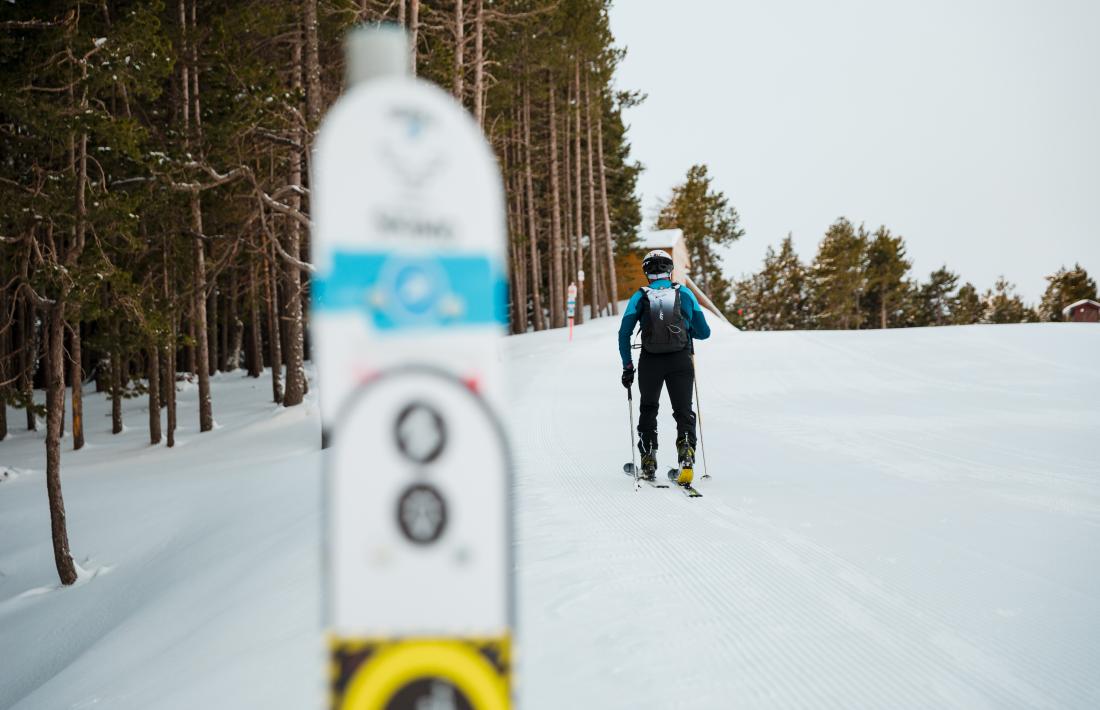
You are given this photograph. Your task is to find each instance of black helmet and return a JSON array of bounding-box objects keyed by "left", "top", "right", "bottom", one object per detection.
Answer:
[{"left": 642, "top": 249, "right": 673, "bottom": 279}]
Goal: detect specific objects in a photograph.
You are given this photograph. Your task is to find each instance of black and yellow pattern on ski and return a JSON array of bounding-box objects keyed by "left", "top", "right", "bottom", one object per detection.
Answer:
[{"left": 330, "top": 636, "right": 511, "bottom": 709}]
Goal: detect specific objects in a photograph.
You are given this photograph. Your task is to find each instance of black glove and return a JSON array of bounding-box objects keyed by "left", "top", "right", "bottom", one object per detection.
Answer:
[{"left": 621, "top": 363, "right": 635, "bottom": 389}]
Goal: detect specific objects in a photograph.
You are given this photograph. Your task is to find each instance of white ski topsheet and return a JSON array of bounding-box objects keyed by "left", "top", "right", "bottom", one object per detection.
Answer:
[{"left": 1, "top": 319, "right": 1099, "bottom": 708}]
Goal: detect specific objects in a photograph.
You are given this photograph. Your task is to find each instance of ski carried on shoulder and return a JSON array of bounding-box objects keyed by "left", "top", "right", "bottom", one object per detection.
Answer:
[
  {"left": 623, "top": 462, "right": 670, "bottom": 488},
  {"left": 667, "top": 467, "right": 703, "bottom": 498}
]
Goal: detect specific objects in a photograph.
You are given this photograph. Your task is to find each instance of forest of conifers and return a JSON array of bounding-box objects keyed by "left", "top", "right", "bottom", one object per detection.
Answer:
[
  {"left": 730, "top": 222, "right": 1097, "bottom": 332},
  {"left": 1, "top": 0, "right": 640, "bottom": 437},
  {"left": 1, "top": 0, "right": 641, "bottom": 583}
]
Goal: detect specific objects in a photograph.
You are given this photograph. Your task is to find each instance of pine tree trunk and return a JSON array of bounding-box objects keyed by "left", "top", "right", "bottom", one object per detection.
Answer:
[
  {"left": 409, "top": 0, "right": 419, "bottom": 75},
  {"left": 563, "top": 100, "right": 576, "bottom": 296},
  {"left": 218, "top": 289, "right": 229, "bottom": 372},
  {"left": 165, "top": 336, "right": 177, "bottom": 448},
  {"left": 208, "top": 279, "right": 219, "bottom": 374},
  {"left": 59, "top": 342, "right": 65, "bottom": 440},
  {"left": 503, "top": 146, "right": 523, "bottom": 334},
  {"left": 24, "top": 299, "right": 37, "bottom": 431},
  {"left": 247, "top": 259, "right": 263, "bottom": 377},
  {"left": 110, "top": 340, "right": 123, "bottom": 435},
  {"left": 508, "top": 142, "right": 529, "bottom": 334},
  {"left": 282, "top": 32, "right": 306, "bottom": 409},
  {"left": 585, "top": 73, "right": 602, "bottom": 317},
  {"left": 177, "top": 0, "right": 190, "bottom": 136},
  {"left": 148, "top": 345, "right": 161, "bottom": 445},
  {"left": 573, "top": 59, "right": 585, "bottom": 325},
  {"left": 190, "top": 192, "right": 214, "bottom": 432},
  {"left": 547, "top": 79, "right": 564, "bottom": 328},
  {"left": 69, "top": 322, "right": 84, "bottom": 450},
  {"left": 159, "top": 339, "right": 170, "bottom": 409},
  {"left": 595, "top": 94, "right": 619, "bottom": 314},
  {"left": 473, "top": 0, "right": 485, "bottom": 126},
  {"left": 45, "top": 301, "right": 77, "bottom": 586},
  {"left": 514, "top": 230, "right": 528, "bottom": 333},
  {"left": 304, "top": 0, "right": 322, "bottom": 128},
  {"left": 265, "top": 237, "right": 284, "bottom": 404},
  {"left": 160, "top": 242, "right": 172, "bottom": 410},
  {"left": 397, "top": 0, "right": 405, "bottom": 26},
  {"left": 0, "top": 285, "right": 7, "bottom": 442},
  {"left": 453, "top": 0, "right": 464, "bottom": 103},
  {"left": 189, "top": 0, "right": 202, "bottom": 144},
  {"left": 70, "top": 121, "right": 87, "bottom": 445},
  {"left": 227, "top": 269, "right": 242, "bottom": 371},
  {"left": 522, "top": 84, "right": 545, "bottom": 331}
]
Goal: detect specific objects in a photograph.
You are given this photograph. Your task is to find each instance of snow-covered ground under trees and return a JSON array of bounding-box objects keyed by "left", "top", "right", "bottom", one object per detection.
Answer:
[{"left": 2, "top": 318, "right": 1099, "bottom": 709}]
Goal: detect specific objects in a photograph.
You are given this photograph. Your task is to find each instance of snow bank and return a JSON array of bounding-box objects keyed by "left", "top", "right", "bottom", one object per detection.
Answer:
[{"left": 0, "top": 370, "right": 323, "bottom": 710}]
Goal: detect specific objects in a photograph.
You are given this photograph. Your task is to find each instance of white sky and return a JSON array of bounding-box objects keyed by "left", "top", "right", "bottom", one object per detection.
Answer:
[{"left": 609, "top": 0, "right": 1100, "bottom": 302}]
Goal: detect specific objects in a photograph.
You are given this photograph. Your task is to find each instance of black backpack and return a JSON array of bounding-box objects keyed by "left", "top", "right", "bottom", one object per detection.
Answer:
[{"left": 637, "top": 284, "right": 689, "bottom": 354}]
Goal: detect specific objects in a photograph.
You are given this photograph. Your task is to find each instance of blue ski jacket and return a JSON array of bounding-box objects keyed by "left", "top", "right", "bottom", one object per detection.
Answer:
[{"left": 618, "top": 279, "right": 711, "bottom": 367}]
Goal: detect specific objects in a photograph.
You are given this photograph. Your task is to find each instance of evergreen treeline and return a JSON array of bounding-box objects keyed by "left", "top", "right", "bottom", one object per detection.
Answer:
[
  {"left": 0, "top": 0, "right": 639, "bottom": 585},
  {"left": 655, "top": 164, "right": 744, "bottom": 319},
  {"left": 730, "top": 219, "right": 1096, "bottom": 331}
]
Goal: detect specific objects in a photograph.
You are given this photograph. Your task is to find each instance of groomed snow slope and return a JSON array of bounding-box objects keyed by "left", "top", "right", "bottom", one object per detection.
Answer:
[
  {"left": 508, "top": 317, "right": 1100, "bottom": 709},
  {"left": 1, "top": 320, "right": 1099, "bottom": 708}
]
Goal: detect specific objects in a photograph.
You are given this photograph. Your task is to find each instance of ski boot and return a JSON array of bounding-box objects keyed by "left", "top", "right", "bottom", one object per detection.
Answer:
[
  {"left": 675, "top": 436, "right": 696, "bottom": 485},
  {"left": 637, "top": 435, "right": 659, "bottom": 482}
]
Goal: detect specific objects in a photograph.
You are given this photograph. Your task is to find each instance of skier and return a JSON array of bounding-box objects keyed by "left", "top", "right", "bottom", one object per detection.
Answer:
[{"left": 619, "top": 249, "right": 711, "bottom": 484}]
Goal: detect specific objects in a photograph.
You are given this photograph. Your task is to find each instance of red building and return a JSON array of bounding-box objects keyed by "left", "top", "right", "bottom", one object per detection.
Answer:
[{"left": 1062, "top": 299, "right": 1100, "bottom": 323}]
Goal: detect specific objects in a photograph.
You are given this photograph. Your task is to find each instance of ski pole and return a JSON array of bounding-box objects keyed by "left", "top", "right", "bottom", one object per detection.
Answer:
[
  {"left": 692, "top": 355, "right": 710, "bottom": 480},
  {"left": 627, "top": 387, "right": 639, "bottom": 490}
]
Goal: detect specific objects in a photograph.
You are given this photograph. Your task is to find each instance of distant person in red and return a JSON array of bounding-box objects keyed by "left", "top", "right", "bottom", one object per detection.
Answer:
[{"left": 618, "top": 250, "right": 711, "bottom": 483}]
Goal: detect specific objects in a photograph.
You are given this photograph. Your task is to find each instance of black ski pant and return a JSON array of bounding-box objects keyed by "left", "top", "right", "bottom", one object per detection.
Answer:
[{"left": 637, "top": 348, "right": 696, "bottom": 454}]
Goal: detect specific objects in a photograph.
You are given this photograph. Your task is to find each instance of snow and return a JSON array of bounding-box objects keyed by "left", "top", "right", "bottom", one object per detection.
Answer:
[
  {"left": 2, "top": 322, "right": 1100, "bottom": 708},
  {"left": 0, "top": 371, "right": 323, "bottom": 710},
  {"left": 640, "top": 227, "right": 683, "bottom": 249}
]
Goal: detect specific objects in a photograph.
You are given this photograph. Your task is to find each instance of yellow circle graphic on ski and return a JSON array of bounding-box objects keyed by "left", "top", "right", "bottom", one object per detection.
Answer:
[{"left": 339, "top": 639, "right": 509, "bottom": 710}]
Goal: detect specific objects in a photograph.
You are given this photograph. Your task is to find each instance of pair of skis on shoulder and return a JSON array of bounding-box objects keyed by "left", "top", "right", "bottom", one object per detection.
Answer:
[{"left": 622, "top": 462, "right": 704, "bottom": 498}]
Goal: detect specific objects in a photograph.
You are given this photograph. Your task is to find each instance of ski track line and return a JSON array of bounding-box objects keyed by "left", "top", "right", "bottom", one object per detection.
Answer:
[
  {"left": 511, "top": 325, "right": 1099, "bottom": 708},
  {"left": 724, "top": 405, "right": 1100, "bottom": 602},
  {"left": 696, "top": 496, "right": 1094, "bottom": 708},
  {"left": 734, "top": 412, "right": 1100, "bottom": 520},
  {"left": 513, "top": 344, "right": 790, "bottom": 703},
  {"left": 685, "top": 496, "right": 1013, "bottom": 708},
  {"left": 700, "top": 377, "right": 1099, "bottom": 706},
  {"left": 522, "top": 347, "right": 951, "bottom": 707},
  {"left": 697, "top": 349, "right": 1099, "bottom": 706},
  {"left": 706, "top": 345, "right": 1100, "bottom": 517},
  {"left": 690, "top": 336, "right": 1095, "bottom": 704}
]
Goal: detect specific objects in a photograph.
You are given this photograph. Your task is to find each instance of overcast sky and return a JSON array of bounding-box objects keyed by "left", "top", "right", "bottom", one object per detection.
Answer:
[{"left": 608, "top": 0, "right": 1100, "bottom": 302}]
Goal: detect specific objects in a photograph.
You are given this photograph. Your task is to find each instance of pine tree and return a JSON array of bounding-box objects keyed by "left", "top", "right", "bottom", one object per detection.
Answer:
[
  {"left": 913, "top": 267, "right": 960, "bottom": 327},
  {"left": 861, "top": 227, "right": 910, "bottom": 329},
  {"left": 1039, "top": 264, "right": 1097, "bottom": 321},
  {"left": 735, "top": 235, "right": 810, "bottom": 330},
  {"left": 810, "top": 219, "right": 865, "bottom": 329},
  {"left": 984, "top": 277, "right": 1037, "bottom": 324},
  {"left": 950, "top": 282, "right": 984, "bottom": 324},
  {"left": 655, "top": 164, "right": 744, "bottom": 317}
]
